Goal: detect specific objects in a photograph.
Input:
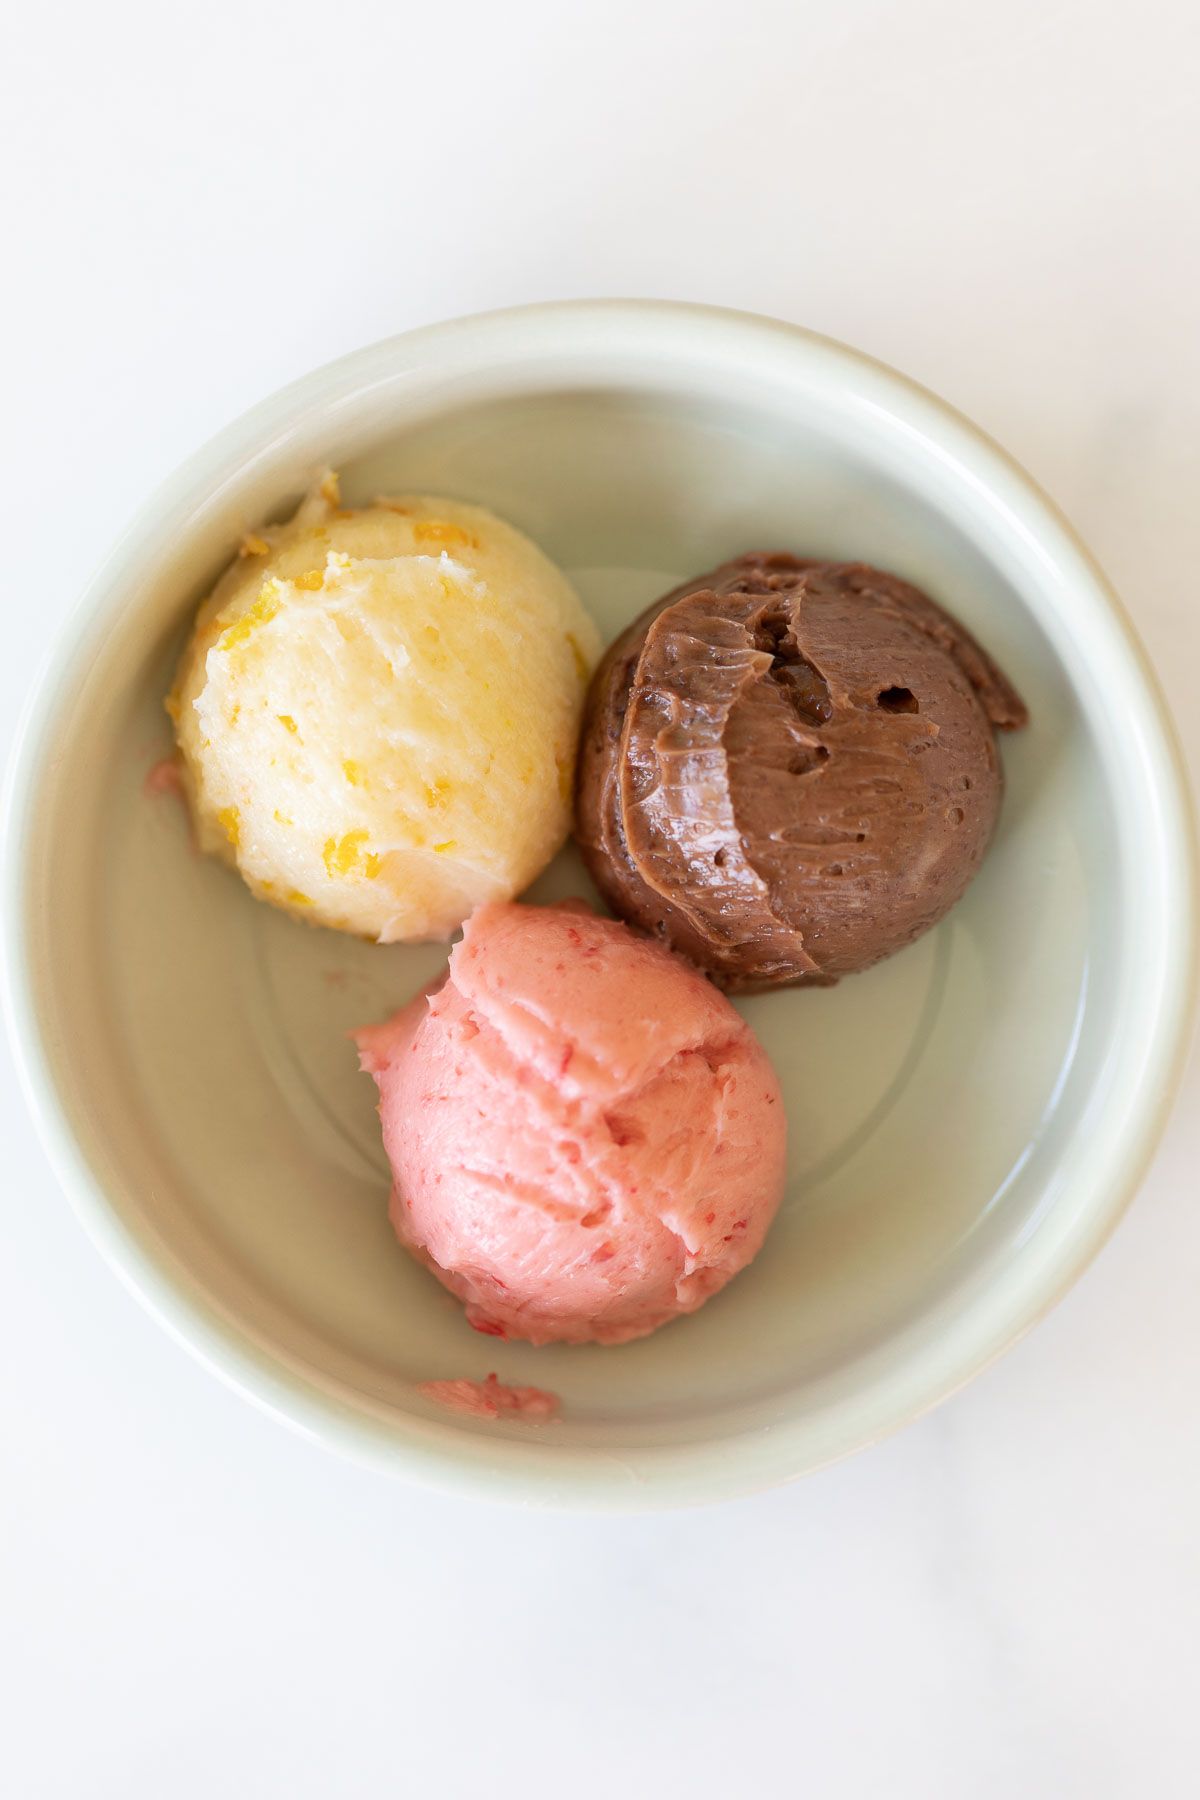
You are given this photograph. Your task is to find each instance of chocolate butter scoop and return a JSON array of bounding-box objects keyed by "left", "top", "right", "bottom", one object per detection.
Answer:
[{"left": 575, "top": 554, "right": 1027, "bottom": 992}]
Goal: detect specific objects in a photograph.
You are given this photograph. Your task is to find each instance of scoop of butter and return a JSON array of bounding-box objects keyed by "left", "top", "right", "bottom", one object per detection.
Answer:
[{"left": 168, "top": 475, "right": 599, "bottom": 941}]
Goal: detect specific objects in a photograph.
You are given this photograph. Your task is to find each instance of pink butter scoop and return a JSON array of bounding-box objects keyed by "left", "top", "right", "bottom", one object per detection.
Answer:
[{"left": 354, "top": 901, "right": 786, "bottom": 1347}]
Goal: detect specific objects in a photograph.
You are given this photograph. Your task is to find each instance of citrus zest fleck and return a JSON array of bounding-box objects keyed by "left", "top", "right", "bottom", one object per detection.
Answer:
[
  {"left": 414, "top": 520, "right": 477, "bottom": 549},
  {"left": 322, "top": 829, "right": 373, "bottom": 877},
  {"left": 218, "top": 583, "right": 280, "bottom": 653}
]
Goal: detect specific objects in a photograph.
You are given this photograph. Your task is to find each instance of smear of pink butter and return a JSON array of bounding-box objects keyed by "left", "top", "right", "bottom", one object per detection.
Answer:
[
  {"left": 418, "top": 1374, "right": 560, "bottom": 1423},
  {"left": 144, "top": 757, "right": 184, "bottom": 799}
]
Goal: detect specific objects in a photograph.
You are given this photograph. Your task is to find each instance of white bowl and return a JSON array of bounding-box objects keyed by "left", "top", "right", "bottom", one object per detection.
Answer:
[{"left": 4, "top": 302, "right": 1195, "bottom": 1508}]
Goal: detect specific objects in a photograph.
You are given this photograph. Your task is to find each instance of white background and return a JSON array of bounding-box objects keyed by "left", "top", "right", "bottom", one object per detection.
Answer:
[{"left": 3, "top": 2, "right": 1199, "bottom": 1795}]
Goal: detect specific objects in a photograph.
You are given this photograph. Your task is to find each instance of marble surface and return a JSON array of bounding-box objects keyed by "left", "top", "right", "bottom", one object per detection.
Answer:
[{"left": 2, "top": 1, "right": 1197, "bottom": 1793}]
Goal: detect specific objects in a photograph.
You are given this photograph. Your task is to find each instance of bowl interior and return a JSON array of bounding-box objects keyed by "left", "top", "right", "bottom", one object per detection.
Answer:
[{"left": 15, "top": 320, "right": 1156, "bottom": 1501}]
